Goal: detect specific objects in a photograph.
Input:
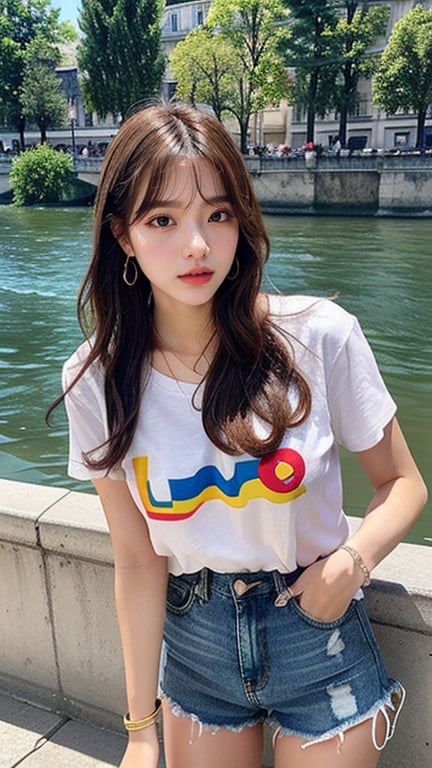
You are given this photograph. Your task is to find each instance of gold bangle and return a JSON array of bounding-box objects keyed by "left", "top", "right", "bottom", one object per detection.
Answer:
[
  {"left": 339, "top": 545, "right": 371, "bottom": 587},
  {"left": 123, "top": 699, "right": 162, "bottom": 732}
]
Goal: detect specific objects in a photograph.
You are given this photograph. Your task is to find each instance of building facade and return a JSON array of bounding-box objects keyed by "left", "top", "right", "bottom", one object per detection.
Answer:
[
  {"left": 162, "top": 0, "right": 432, "bottom": 151},
  {"left": 289, "top": 0, "right": 432, "bottom": 151},
  {"left": 48, "top": 0, "right": 431, "bottom": 152}
]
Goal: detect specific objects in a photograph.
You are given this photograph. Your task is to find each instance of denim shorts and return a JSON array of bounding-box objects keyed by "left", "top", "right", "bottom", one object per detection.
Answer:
[{"left": 160, "top": 568, "right": 404, "bottom": 747}]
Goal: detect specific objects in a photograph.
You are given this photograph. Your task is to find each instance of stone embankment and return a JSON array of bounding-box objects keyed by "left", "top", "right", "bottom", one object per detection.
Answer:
[
  {"left": 1, "top": 153, "right": 432, "bottom": 215},
  {"left": 245, "top": 153, "right": 432, "bottom": 217},
  {"left": 1, "top": 478, "right": 431, "bottom": 767}
]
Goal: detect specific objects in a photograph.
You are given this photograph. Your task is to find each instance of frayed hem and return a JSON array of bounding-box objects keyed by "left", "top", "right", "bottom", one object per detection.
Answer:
[
  {"left": 269, "top": 681, "right": 406, "bottom": 751},
  {"left": 160, "top": 691, "right": 265, "bottom": 736}
]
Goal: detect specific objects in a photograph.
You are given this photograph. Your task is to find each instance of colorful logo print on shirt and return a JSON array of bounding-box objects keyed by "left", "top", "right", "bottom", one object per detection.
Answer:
[{"left": 132, "top": 448, "right": 306, "bottom": 521}]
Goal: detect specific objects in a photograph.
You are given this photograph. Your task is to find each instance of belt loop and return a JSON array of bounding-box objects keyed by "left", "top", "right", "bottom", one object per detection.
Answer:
[
  {"left": 195, "top": 568, "right": 210, "bottom": 603},
  {"left": 273, "top": 571, "right": 286, "bottom": 596}
]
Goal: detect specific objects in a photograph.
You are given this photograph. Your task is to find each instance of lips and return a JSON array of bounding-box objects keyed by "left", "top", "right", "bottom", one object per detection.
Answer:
[
  {"left": 178, "top": 268, "right": 214, "bottom": 285},
  {"left": 179, "top": 268, "right": 213, "bottom": 277}
]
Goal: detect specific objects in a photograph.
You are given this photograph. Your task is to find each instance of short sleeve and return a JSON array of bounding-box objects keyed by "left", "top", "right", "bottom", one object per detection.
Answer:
[
  {"left": 327, "top": 317, "right": 397, "bottom": 452},
  {"left": 62, "top": 351, "right": 124, "bottom": 481}
]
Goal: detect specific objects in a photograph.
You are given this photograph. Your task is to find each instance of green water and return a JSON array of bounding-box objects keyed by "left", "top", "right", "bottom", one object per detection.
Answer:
[{"left": 0, "top": 207, "right": 430, "bottom": 545}]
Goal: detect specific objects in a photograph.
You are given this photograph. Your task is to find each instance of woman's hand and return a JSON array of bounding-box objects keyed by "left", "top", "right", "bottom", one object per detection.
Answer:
[
  {"left": 119, "top": 726, "right": 160, "bottom": 768},
  {"left": 290, "top": 418, "right": 428, "bottom": 625},
  {"left": 290, "top": 549, "right": 364, "bottom": 623}
]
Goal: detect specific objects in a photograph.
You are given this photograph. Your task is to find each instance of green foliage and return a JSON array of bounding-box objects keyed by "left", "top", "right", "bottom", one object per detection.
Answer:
[
  {"left": 281, "top": 1, "right": 340, "bottom": 141},
  {"left": 0, "top": 13, "right": 22, "bottom": 126},
  {"left": 78, "top": 0, "right": 165, "bottom": 120},
  {"left": 282, "top": 1, "right": 388, "bottom": 144},
  {"left": 20, "top": 37, "right": 69, "bottom": 142},
  {"left": 10, "top": 144, "right": 74, "bottom": 206},
  {"left": 373, "top": 5, "right": 432, "bottom": 147},
  {"left": 170, "top": 28, "right": 241, "bottom": 120},
  {"left": 204, "top": 0, "right": 291, "bottom": 152},
  {"left": 0, "top": 1, "right": 75, "bottom": 143},
  {"left": 282, "top": 0, "right": 339, "bottom": 68},
  {"left": 323, "top": 3, "right": 389, "bottom": 144},
  {"left": 77, "top": 1, "right": 117, "bottom": 118}
]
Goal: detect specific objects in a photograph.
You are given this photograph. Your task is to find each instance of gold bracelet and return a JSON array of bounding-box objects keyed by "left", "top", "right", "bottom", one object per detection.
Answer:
[
  {"left": 339, "top": 545, "right": 371, "bottom": 587},
  {"left": 123, "top": 699, "right": 162, "bottom": 732}
]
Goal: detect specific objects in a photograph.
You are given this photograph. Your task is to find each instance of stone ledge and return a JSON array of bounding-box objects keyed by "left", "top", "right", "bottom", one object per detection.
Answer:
[
  {"left": 0, "top": 480, "right": 70, "bottom": 547},
  {"left": 38, "top": 490, "right": 113, "bottom": 564}
]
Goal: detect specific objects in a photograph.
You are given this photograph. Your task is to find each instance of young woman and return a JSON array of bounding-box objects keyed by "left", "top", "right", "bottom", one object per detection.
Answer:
[{"left": 60, "top": 103, "right": 427, "bottom": 768}]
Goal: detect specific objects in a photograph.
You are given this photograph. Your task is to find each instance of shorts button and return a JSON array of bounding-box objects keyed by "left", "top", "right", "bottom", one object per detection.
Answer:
[{"left": 233, "top": 579, "right": 262, "bottom": 596}]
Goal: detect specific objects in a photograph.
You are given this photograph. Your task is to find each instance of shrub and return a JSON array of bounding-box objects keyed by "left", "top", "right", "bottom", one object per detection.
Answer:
[{"left": 10, "top": 145, "right": 74, "bottom": 206}]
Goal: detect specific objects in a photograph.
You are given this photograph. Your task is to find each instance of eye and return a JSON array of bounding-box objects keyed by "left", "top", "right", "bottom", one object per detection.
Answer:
[
  {"left": 209, "top": 210, "right": 230, "bottom": 223},
  {"left": 149, "top": 215, "right": 173, "bottom": 228}
]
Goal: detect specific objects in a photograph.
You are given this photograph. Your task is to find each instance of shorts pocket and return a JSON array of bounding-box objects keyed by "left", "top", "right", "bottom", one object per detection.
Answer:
[
  {"left": 166, "top": 574, "right": 197, "bottom": 616},
  {"left": 289, "top": 595, "right": 356, "bottom": 629}
]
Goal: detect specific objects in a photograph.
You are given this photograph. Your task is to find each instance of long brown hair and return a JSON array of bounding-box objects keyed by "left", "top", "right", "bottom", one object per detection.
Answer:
[{"left": 51, "top": 102, "right": 311, "bottom": 469}]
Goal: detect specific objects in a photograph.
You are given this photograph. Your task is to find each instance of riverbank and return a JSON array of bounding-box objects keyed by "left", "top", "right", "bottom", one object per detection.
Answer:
[
  {"left": 245, "top": 153, "right": 432, "bottom": 217},
  {"left": 1, "top": 478, "right": 431, "bottom": 768},
  {"left": 2, "top": 153, "right": 432, "bottom": 215}
]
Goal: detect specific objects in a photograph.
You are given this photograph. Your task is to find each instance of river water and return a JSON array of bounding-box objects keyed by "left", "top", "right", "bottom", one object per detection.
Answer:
[{"left": 0, "top": 207, "right": 430, "bottom": 546}]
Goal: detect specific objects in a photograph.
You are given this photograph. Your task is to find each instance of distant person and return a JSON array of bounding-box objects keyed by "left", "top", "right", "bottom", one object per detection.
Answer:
[
  {"left": 55, "top": 102, "right": 426, "bottom": 768},
  {"left": 333, "top": 136, "right": 342, "bottom": 156}
]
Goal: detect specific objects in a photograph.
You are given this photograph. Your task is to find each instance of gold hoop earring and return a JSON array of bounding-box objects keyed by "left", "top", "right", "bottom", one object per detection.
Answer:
[
  {"left": 123, "top": 255, "right": 138, "bottom": 286},
  {"left": 227, "top": 257, "right": 240, "bottom": 281}
]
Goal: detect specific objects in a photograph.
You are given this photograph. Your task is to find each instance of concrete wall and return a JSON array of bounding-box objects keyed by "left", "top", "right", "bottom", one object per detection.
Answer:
[
  {"left": 248, "top": 155, "right": 432, "bottom": 216},
  {"left": 0, "top": 478, "right": 431, "bottom": 766},
  {"left": 379, "top": 169, "right": 432, "bottom": 216},
  {"left": 2, "top": 156, "right": 432, "bottom": 215}
]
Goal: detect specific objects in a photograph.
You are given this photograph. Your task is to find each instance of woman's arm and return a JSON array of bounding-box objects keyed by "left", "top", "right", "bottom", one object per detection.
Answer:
[
  {"left": 292, "top": 417, "right": 428, "bottom": 622},
  {"left": 345, "top": 416, "right": 427, "bottom": 568},
  {"left": 93, "top": 476, "right": 168, "bottom": 767}
]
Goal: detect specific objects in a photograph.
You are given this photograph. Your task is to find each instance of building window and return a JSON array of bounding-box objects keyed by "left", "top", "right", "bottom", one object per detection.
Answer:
[
  {"left": 293, "top": 105, "right": 306, "bottom": 122},
  {"left": 349, "top": 99, "right": 370, "bottom": 118},
  {"left": 197, "top": 9, "right": 204, "bottom": 25},
  {"left": 394, "top": 132, "right": 410, "bottom": 147},
  {"left": 171, "top": 13, "right": 178, "bottom": 32}
]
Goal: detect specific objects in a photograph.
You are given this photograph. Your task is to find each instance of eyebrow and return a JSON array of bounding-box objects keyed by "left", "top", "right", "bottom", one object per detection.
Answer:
[{"left": 148, "top": 195, "right": 232, "bottom": 209}]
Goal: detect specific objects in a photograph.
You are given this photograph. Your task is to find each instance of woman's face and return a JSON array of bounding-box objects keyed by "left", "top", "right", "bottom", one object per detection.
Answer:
[{"left": 118, "top": 159, "right": 240, "bottom": 314}]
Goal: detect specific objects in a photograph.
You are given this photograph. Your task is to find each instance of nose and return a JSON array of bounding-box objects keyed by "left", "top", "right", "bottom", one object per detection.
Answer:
[{"left": 182, "top": 226, "right": 210, "bottom": 259}]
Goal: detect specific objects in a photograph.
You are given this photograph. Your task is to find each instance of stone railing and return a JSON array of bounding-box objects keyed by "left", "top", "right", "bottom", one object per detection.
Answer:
[{"left": 0, "top": 478, "right": 431, "bottom": 767}]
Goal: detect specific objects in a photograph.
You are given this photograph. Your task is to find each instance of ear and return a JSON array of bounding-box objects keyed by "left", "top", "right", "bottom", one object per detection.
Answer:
[{"left": 110, "top": 216, "right": 133, "bottom": 256}]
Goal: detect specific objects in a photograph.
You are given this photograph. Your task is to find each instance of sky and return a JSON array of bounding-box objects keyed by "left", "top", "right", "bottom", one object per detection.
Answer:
[{"left": 54, "top": 1, "right": 81, "bottom": 26}]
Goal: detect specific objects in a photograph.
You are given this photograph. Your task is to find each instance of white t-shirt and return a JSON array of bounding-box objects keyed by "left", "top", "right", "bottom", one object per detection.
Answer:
[{"left": 63, "top": 295, "right": 396, "bottom": 575}]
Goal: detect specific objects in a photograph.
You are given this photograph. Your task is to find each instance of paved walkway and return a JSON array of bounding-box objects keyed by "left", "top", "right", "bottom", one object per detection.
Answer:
[{"left": 0, "top": 690, "right": 165, "bottom": 768}]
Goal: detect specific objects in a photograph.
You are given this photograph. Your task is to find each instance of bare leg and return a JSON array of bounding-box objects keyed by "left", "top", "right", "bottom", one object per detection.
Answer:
[
  {"left": 162, "top": 701, "right": 264, "bottom": 768},
  {"left": 274, "top": 714, "right": 387, "bottom": 768}
]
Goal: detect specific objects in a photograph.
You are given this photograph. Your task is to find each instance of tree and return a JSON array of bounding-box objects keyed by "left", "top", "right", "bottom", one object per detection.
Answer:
[
  {"left": 78, "top": 0, "right": 165, "bottom": 120},
  {"left": 373, "top": 4, "right": 432, "bottom": 149},
  {"left": 170, "top": 27, "right": 241, "bottom": 121},
  {"left": 20, "top": 37, "right": 68, "bottom": 143},
  {"left": 0, "top": 0, "right": 75, "bottom": 148},
  {"left": 205, "top": 0, "right": 292, "bottom": 153},
  {"left": 281, "top": 1, "right": 340, "bottom": 144},
  {"left": 322, "top": 2, "right": 389, "bottom": 146},
  {"left": 77, "top": 1, "right": 117, "bottom": 120},
  {"left": 0, "top": 13, "right": 22, "bottom": 130},
  {"left": 10, "top": 143, "right": 73, "bottom": 205}
]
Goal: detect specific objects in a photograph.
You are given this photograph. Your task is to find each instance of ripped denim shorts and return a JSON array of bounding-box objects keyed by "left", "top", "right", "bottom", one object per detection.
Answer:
[{"left": 160, "top": 567, "right": 404, "bottom": 749}]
